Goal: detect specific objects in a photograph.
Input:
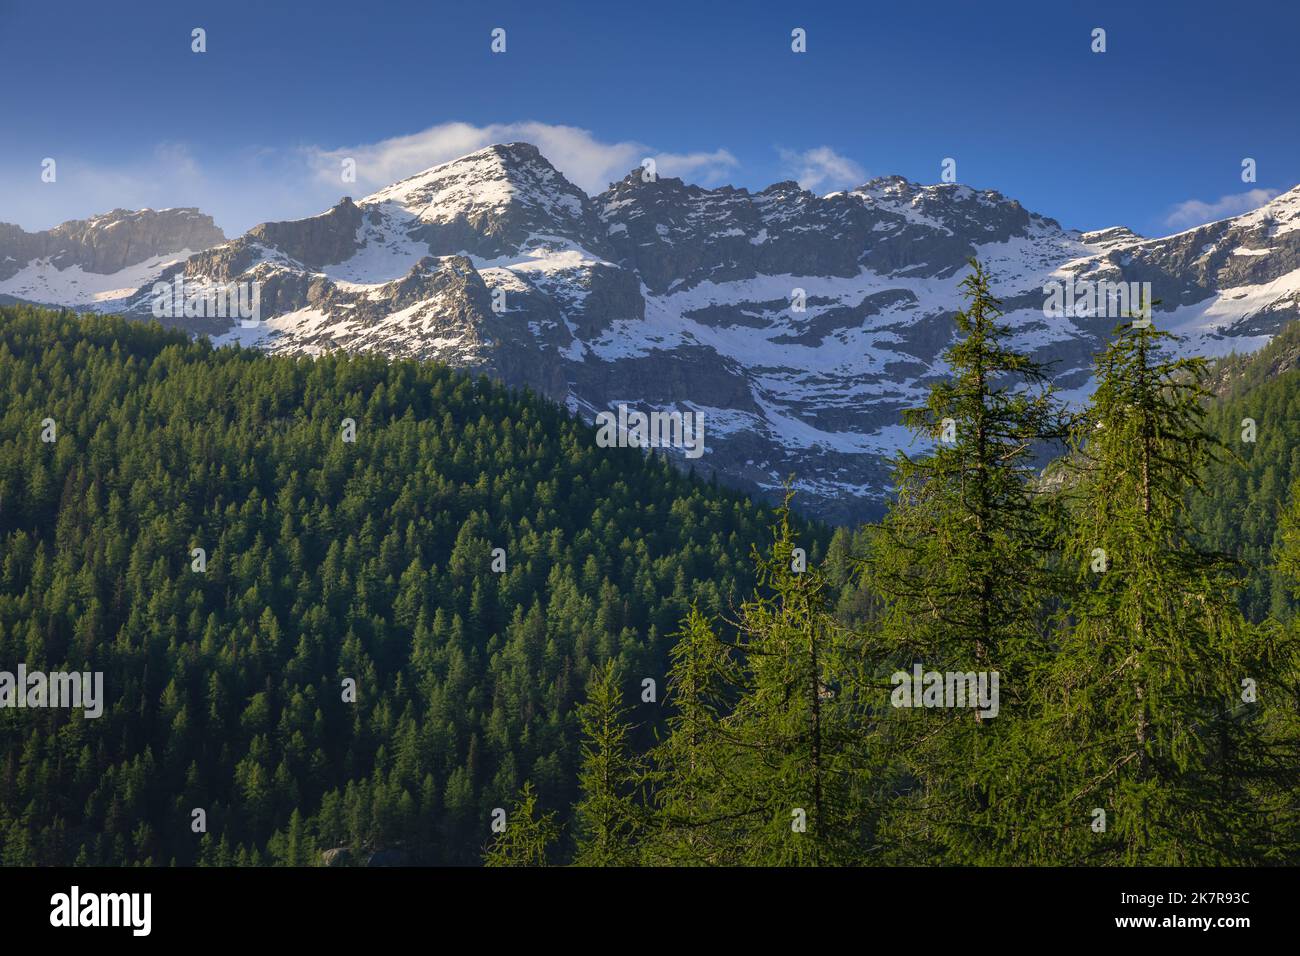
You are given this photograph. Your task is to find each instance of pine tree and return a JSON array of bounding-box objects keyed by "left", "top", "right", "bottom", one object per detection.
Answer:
[
  {"left": 286, "top": 808, "right": 311, "bottom": 866},
  {"left": 863, "top": 258, "right": 1066, "bottom": 864},
  {"left": 483, "top": 781, "right": 559, "bottom": 867},
  {"left": 642, "top": 606, "right": 738, "bottom": 865},
  {"left": 1028, "top": 309, "right": 1300, "bottom": 863},
  {"left": 652, "top": 499, "right": 876, "bottom": 865},
  {"left": 572, "top": 660, "right": 645, "bottom": 866}
]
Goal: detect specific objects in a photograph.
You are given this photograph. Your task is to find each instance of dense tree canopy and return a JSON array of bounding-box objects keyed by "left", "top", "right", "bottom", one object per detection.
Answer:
[
  {"left": 0, "top": 304, "right": 821, "bottom": 865},
  {"left": 1194, "top": 320, "right": 1300, "bottom": 621}
]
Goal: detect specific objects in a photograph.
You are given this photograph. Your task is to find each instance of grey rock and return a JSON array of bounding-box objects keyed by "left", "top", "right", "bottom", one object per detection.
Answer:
[
  {"left": 320, "top": 847, "right": 353, "bottom": 867},
  {"left": 0, "top": 207, "right": 225, "bottom": 281}
]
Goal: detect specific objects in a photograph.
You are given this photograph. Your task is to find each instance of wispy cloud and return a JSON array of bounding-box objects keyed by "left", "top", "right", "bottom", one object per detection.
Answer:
[
  {"left": 777, "top": 146, "right": 866, "bottom": 194},
  {"left": 0, "top": 143, "right": 216, "bottom": 233},
  {"left": 1163, "top": 188, "right": 1279, "bottom": 230},
  {"left": 308, "top": 121, "right": 738, "bottom": 197}
]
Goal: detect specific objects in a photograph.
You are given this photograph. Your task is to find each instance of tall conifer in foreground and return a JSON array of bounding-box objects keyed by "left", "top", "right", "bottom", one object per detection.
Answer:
[
  {"left": 572, "top": 660, "right": 646, "bottom": 866},
  {"left": 1029, "top": 312, "right": 1299, "bottom": 863},
  {"left": 641, "top": 606, "right": 741, "bottom": 865},
  {"left": 864, "top": 259, "right": 1066, "bottom": 864}
]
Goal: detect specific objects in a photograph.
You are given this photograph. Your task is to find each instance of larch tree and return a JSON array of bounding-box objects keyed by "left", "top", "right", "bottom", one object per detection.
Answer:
[
  {"left": 652, "top": 500, "right": 877, "bottom": 865},
  {"left": 572, "top": 659, "right": 646, "bottom": 866},
  {"left": 483, "top": 781, "right": 559, "bottom": 867},
  {"left": 1030, "top": 309, "right": 1300, "bottom": 863},
  {"left": 863, "top": 259, "right": 1067, "bottom": 864}
]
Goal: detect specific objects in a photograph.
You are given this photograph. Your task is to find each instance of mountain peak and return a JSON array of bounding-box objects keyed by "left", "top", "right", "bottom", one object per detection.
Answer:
[
  {"left": 360, "top": 141, "right": 585, "bottom": 220},
  {"left": 853, "top": 173, "right": 915, "bottom": 194},
  {"left": 851, "top": 175, "right": 1012, "bottom": 208},
  {"left": 10, "top": 145, "right": 1298, "bottom": 527},
  {"left": 0, "top": 207, "right": 225, "bottom": 288},
  {"left": 479, "top": 141, "right": 544, "bottom": 162},
  {"left": 607, "top": 164, "right": 692, "bottom": 193},
  {"left": 352, "top": 142, "right": 602, "bottom": 258}
]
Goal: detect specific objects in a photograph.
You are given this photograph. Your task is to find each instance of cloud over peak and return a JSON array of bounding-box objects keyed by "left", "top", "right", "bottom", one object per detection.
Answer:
[
  {"left": 1163, "top": 188, "right": 1279, "bottom": 230},
  {"left": 777, "top": 146, "right": 866, "bottom": 194},
  {"left": 308, "top": 121, "right": 739, "bottom": 197}
]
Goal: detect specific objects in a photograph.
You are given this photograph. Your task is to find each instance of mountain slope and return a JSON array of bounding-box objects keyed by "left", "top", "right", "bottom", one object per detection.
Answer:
[{"left": 28, "top": 144, "right": 1300, "bottom": 522}]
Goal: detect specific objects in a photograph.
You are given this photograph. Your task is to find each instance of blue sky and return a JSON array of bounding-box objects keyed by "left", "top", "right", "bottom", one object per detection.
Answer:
[{"left": 1, "top": 0, "right": 1295, "bottom": 237}]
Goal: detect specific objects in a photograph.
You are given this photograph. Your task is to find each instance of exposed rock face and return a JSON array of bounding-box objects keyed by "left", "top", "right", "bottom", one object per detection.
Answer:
[
  {"left": 0, "top": 208, "right": 225, "bottom": 281},
  {"left": 0, "top": 208, "right": 226, "bottom": 307},
  {"left": 48, "top": 143, "right": 1300, "bottom": 524},
  {"left": 598, "top": 175, "right": 868, "bottom": 292},
  {"left": 247, "top": 198, "right": 364, "bottom": 270}
]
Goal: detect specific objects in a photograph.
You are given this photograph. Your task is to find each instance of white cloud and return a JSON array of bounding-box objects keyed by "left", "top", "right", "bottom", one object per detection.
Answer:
[
  {"left": 1163, "top": 188, "right": 1279, "bottom": 230},
  {"left": 777, "top": 146, "right": 866, "bottom": 194},
  {"left": 308, "top": 121, "right": 738, "bottom": 197}
]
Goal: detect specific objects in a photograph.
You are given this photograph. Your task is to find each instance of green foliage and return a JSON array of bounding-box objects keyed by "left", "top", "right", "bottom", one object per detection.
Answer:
[
  {"left": 645, "top": 500, "right": 878, "bottom": 865},
  {"left": 636, "top": 274, "right": 1300, "bottom": 868},
  {"left": 571, "top": 660, "right": 645, "bottom": 866},
  {"left": 639, "top": 605, "right": 738, "bottom": 865},
  {"left": 4, "top": 277, "right": 1299, "bottom": 868},
  {"left": 1025, "top": 315, "right": 1300, "bottom": 863},
  {"left": 1193, "top": 322, "right": 1300, "bottom": 621},
  {"left": 483, "top": 781, "right": 557, "bottom": 867},
  {"left": 862, "top": 260, "right": 1067, "bottom": 864},
  {"left": 0, "top": 304, "right": 814, "bottom": 866}
]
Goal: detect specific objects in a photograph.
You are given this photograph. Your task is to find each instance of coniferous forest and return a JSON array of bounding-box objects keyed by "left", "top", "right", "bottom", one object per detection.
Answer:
[
  {"left": 0, "top": 303, "right": 831, "bottom": 865},
  {"left": 2, "top": 267, "right": 1299, "bottom": 866}
]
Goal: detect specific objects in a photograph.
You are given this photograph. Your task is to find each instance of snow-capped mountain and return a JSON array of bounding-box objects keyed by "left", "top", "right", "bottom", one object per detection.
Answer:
[
  {"left": 21, "top": 143, "right": 1300, "bottom": 522},
  {"left": 0, "top": 208, "right": 226, "bottom": 308}
]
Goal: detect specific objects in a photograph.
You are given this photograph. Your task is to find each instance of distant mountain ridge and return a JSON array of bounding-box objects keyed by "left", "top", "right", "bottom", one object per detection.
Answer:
[
  {"left": 10, "top": 143, "right": 1300, "bottom": 522},
  {"left": 0, "top": 208, "right": 225, "bottom": 307}
]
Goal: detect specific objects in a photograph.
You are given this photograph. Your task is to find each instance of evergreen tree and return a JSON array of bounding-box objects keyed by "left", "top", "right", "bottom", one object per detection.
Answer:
[
  {"left": 0, "top": 304, "right": 793, "bottom": 867},
  {"left": 1278, "top": 478, "right": 1300, "bottom": 596},
  {"left": 863, "top": 259, "right": 1066, "bottom": 863},
  {"left": 483, "top": 782, "right": 558, "bottom": 867},
  {"left": 651, "top": 500, "right": 876, "bottom": 865},
  {"left": 1192, "top": 321, "right": 1300, "bottom": 620},
  {"left": 642, "top": 606, "right": 738, "bottom": 865},
  {"left": 572, "top": 660, "right": 645, "bottom": 865},
  {"left": 1028, "top": 310, "right": 1300, "bottom": 863}
]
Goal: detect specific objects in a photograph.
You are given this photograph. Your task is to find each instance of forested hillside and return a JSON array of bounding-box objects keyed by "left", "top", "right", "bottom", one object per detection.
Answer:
[
  {"left": 0, "top": 304, "right": 827, "bottom": 865},
  {"left": 1196, "top": 320, "right": 1300, "bottom": 621}
]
